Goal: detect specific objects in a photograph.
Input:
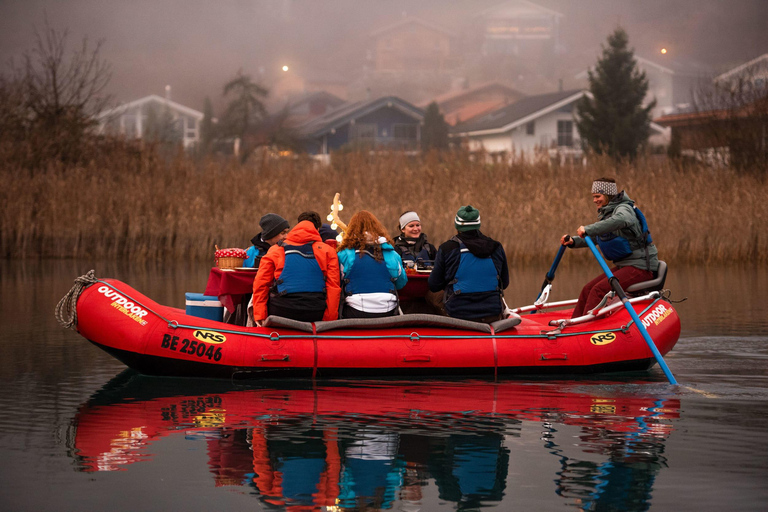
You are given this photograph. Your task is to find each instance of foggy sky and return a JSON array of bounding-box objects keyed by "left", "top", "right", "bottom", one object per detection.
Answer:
[{"left": 1, "top": 0, "right": 767, "bottom": 113}]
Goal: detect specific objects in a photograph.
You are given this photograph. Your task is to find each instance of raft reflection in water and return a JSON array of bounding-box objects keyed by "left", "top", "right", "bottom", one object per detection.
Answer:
[{"left": 70, "top": 372, "right": 679, "bottom": 510}]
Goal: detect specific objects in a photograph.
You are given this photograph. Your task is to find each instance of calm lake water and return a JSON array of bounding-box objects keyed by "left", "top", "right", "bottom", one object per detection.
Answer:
[{"left": 1, "top": 259, "right": 767, "bottom": 511}]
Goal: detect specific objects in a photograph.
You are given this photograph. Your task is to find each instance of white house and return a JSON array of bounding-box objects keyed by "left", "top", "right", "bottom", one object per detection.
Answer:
[
  {"left": 97, "top": 94, "right": 204, "bottom": 149},
  {"left": 451, "top": 89, "right": 586, "bottom": 156},
  {"left": 714, "top": 53, "right": 768, "bottom": 88},
  {"left": 451, "top": 88, "right": 669, "bottom": 158}
]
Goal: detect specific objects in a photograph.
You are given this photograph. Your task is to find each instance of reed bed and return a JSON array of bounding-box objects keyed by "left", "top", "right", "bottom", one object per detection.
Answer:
[{"left": 2, "top": 148, "right": 766, "bottom": 264}]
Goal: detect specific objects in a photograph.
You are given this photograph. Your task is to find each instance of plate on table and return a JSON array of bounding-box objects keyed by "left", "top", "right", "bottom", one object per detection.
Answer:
[{"left": 234, "top": 267, "right": 257, "bottom": 271}]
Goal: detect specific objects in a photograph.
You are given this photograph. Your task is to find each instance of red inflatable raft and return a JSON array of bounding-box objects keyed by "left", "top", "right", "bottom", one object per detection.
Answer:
[{"left": 58, "top": 273, "right": 681, "bottom": 380}]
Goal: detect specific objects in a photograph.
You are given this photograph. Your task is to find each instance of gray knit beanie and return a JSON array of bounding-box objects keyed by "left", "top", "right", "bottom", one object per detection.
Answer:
[{"left": 260, "top": 213, "right": 289, "bottom": 240}]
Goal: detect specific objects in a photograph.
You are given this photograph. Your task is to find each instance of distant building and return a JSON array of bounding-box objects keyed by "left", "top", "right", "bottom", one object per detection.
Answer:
[
  {"left": 452, "top": 88, "right": 670, "bottom": 157},
  {"left": 296, "top": 96, "right": 424, "bottom": 155},
  {"left": 96, "top": 94, "right": 203, "bottom": 149},
  {"left": 474, "top": 0, "right": 563, "bottom": 57},
  {"left": 421, "top": 82, "right": 526, "bottom": 126},
  {"left": 714, "top": 52, "right": 768, "bottom": 88},
  {"left": 451, "top": 89, "right": 586, "bottom": 155},
  {"left": 370, "top": 16, "right": 456, "bottom": 73}
]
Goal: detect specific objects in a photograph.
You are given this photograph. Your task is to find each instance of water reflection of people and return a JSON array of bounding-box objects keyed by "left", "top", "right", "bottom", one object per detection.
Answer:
[
  {"left": 547, "top": 400, "right": 673, "bottom": 511},
  {"left": 429, "top": 431, "right": 509, "bottom": 509},
  {"left": 73, "top": 374, "right": 679, "bottom": 511}
]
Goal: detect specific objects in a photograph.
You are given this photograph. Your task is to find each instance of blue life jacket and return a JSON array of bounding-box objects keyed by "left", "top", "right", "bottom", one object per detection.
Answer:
[
  {"left": 274, "top": 242, "right": 326, "bottom": 295},
  {"left": 399, "top": 246, "right": 432, "bottom": 264},
  {"left": 449, "top": 242, "right": 499, "bottom": 295},
  {"left": 597, "top": 205, "right": 653, "bottom": 261},
  {"left": 344, "top": 248, "right": 397, "bottom": 295}
]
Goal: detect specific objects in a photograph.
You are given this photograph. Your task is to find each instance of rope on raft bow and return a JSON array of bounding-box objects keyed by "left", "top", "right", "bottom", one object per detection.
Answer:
[{"left": 55, "top": 269, "right": 99, "bottom": 329}]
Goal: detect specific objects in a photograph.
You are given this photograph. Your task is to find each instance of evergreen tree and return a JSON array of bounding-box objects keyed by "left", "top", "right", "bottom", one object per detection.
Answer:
[
  {"left": 222, "top": 70, "right": 268, "bottom": 160},
  {"left": 421, "top": 101, "right": 449, "bottom": 151},
  {"left": 576, "top": 28, "right": 655, "bottom": 159}
]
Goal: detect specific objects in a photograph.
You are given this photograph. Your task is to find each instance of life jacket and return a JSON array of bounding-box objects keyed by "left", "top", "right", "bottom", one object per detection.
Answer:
[
  {"left": 399, "top": 246, "right": 433, "bottom": 264},
  {"left": 448, "top": 240, "right": 500, "bottom": 296},
  {"left": 343, "top": 247, "right": 397, "bottom": 296},
  {"left": 596, "top": 205, "right": 653, "bottom": 261},
  {"left": 273, "top": 242, "right": 326, "bottom": 295}
]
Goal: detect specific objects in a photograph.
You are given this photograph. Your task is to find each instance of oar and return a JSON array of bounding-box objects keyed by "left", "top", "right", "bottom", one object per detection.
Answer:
[
  {"left": 534, "top": 245, "right": 567, "bottom": 305},
  {"left": 583, "top": 236, "right": 677, "bottom": 384}
]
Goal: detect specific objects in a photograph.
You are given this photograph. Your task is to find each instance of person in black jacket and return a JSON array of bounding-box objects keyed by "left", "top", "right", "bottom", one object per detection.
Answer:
[
  {"left": 428, "top": 205, "right": 509, "bottom": 323},
  {"left": 393, "top": 211, "right": 437, "bottom": 267}
]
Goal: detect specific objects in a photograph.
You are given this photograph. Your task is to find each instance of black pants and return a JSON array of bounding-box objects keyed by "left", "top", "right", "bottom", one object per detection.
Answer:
[{"left": 268, "top": 292, "right": 326, "bottom": 322}]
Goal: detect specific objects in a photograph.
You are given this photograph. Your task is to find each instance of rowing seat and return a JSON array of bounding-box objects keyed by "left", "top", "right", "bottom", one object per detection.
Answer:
[{"left": 626, "top": 260, "right": 667, "bottom": 294}]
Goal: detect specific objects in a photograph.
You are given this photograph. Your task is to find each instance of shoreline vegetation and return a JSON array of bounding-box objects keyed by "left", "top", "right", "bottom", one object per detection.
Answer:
[{"left": 2, "top": 146, "right": 766, "bottom": 264}]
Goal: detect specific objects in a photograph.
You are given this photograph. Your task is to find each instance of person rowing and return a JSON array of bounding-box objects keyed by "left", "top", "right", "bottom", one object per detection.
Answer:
[{"left": 561, "top": 177, "right": 659, "bottom": 319}]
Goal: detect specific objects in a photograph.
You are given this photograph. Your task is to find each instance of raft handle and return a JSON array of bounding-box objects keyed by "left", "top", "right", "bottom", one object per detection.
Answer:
[{"left": 261, "top": 354, "right": 290, "bottom": 362}]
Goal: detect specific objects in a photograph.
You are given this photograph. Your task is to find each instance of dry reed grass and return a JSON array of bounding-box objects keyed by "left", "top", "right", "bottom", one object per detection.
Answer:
[{"left": 2, "top": 148, "right": 766, "bottom": 264}]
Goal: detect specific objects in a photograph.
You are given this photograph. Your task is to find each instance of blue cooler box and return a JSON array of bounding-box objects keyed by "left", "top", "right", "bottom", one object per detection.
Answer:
[{"left": 185, "top": 293, "right": 224, "bottom": 322}]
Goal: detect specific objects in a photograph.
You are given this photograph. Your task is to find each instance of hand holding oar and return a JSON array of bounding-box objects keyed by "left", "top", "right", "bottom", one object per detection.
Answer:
[
  {"left": 583, "top": 236, "right": 677, "bottom": 385},
  {"left": 534, "top": 244, "right": 567, "bottom": 306}
]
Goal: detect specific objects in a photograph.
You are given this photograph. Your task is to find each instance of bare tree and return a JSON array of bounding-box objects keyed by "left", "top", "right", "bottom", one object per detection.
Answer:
[
  {"left": 1, "top": 15, "right": 112, "bottom": 166},
  {"left": 688, "top": 59, "right": 768, "bottom": 172}
]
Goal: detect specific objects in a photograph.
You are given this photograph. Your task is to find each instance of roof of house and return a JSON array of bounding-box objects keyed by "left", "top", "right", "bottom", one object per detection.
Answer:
[
  {"left": 475, "top": 0, "right": 564, "bottom": 20},
  {"left": 422, "top": 82, "right": 524, "bottom": 108},
  {"left": 296, "top": 96, "right": 424, "bottom": 138},
  {"left": 370, "top": 16, "right": 454, "bottom": 38},
  {"left": 714, "top": 53, "right": 768, "bottom": 82},
  {"left": 575, "top": 55, "right": 675, "bottom": 80},
  {"left": 97, "top": 94, "right": 203, "bottom": 120},
  {"left": 451, "top": 89, "right": 585, "bottom": 135}
]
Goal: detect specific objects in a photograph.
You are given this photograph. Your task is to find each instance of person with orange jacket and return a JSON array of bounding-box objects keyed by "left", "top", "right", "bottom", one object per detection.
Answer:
[{"left": 252, "top": 211, "right": 341, "bottom": 325}]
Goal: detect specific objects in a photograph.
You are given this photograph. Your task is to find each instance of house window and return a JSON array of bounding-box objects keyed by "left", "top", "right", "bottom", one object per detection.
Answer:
[
  {"left": 393, "top": 124, "right": 417, "bottom": 140},
  {"left": 352, "top": 123, "right": 377, "bottom": 140},
  {"left": 557, "top": 120, "right": 573, "bottom": 147},
  {"left": 526, "top": 121, "right": 535, "bottom": 135}
]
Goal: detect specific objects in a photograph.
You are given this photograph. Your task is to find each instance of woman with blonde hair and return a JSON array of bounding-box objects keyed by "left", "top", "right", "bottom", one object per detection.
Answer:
[{"left": 337, "top": 210, "right": 408, "bottom": 318}]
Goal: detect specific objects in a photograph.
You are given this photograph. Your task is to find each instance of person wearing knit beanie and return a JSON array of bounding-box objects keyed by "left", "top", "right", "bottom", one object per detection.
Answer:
[
  {"left": 428, "top": 204, "right": 509, "bottom": 323},
  {"left": 243, "top": 213, "right": 290, "bottom": 268},
  {"left": 454, "top": 205, "right": 481, "bottom": 232},
  {"left": 560, "top": 176, "right": 660, "bottom": 319}
]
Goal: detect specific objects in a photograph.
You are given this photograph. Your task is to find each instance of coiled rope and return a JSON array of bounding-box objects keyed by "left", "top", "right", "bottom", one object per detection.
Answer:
[{"left": 55, "top": 269, "right": 99, "bottom": 329}]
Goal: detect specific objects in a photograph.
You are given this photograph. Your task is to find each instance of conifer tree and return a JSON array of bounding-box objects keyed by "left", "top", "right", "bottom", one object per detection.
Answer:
[
  {"left": 421, "top": 101, "right": 449, "bottom": 151},
  {"left": 576, "top": 28, "right": 655, "bottom": 159}
]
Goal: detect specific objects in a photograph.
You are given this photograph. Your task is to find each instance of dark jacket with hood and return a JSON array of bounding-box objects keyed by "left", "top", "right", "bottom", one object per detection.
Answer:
[
  {"left": 393, "top": 233, "right": 437, "bottom": 263},
  {"left": 428, "top": 230, "right": 509, "bottom": 320},
  {"left": 244, "top": 234, "right": 272, "bottom": 268}
]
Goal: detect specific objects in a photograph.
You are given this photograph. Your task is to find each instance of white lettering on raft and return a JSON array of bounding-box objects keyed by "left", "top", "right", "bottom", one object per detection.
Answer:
[
  {"left": 641, "top": 304, "right": 671, "bottom": 328},
  {"left": 98, "top": 285, "right": 149, "bottom": 326}
]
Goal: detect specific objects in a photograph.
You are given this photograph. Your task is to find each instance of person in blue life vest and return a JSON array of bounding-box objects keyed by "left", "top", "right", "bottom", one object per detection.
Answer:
[
  {"left": 337, "top": 210, "right": 407, "bottom": 318},
  {"left": 252, "top": 211, "right": 341, "bottom": 324},
  {"left": 561, "top": 177, "right": 659, "bottom": 318},
  {"left": 393, "top": 211, "right": 437, "bottom": 267},
  {"left": 244, "top": 213, "right": 290, "bottom": 268},
  {"left": 428, "top": 205, "right": 509, "bottom": 323}
]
